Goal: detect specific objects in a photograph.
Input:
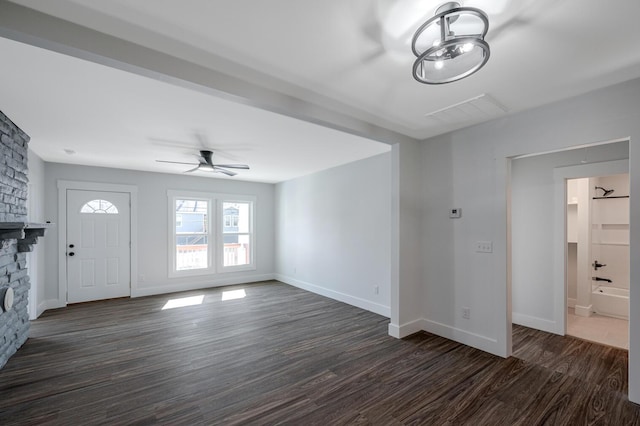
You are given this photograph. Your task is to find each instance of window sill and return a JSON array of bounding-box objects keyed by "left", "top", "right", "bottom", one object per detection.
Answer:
[
  {"left": 220, "top": 265, "right": 257, "bottom": 274},
  {"left": 169, "top": 267, "right": 214, "bottom": 279}
]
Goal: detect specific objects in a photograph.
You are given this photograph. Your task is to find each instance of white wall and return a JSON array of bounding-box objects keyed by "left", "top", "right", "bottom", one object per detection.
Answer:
[
  {"left": 274, "top": 153, "right": 391, "bottom": 317},
  {"left": 511, "top": 143, "right": 628, "bottom": 332},
  {"left": 389, "top": 140, "right": 427, "bottom": 337},
  {"left": 26, "top": 149, "right": 46, "bottom": 318},
  {"left": 418, "top": 131, "right": 509, "bottom": 354},
  {"left": 42, "top": 163, "right": 275, "bottom": 305},
  {"left": 414, "top": 77, "right": 640, "bottom": 402}
]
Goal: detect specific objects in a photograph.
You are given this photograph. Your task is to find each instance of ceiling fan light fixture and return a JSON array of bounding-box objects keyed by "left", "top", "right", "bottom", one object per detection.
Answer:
[
  {"left": 412, "top": 2, "right": 490, "bottom": 85},
  {"left": 156, "top": 149, "right": 248, "bottom": 177}
]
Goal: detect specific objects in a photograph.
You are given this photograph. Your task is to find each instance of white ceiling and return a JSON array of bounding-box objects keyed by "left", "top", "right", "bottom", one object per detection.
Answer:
[
  {"left": 0, "top": 36, "right": 389, "bottom": 183},
  {"left": 2, "top": 0, "right": 640, "bottom": 182}
]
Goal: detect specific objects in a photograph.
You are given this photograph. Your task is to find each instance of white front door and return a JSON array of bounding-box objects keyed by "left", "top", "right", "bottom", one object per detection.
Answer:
[{"left": 66, "top": 190, "right": 131, "bottom": 303}]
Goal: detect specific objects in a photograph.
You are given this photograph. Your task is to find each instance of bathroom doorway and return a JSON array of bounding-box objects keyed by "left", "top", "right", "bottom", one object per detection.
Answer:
[{"left": 565, "top": 173, "right": 629, "bottom": 349}]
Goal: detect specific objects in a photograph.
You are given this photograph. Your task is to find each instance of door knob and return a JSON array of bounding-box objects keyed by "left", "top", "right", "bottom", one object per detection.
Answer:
[
  {"left": 69, "top": 244, "right": 75, "bottom": 248},
  {"left": 68, "top": 252, "right": 75, "bottom": 257}
]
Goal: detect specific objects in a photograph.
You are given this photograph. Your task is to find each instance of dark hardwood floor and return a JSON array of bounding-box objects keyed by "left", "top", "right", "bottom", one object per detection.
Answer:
[{"left": 0, "top": 280, "right": 638, "bottom": 425}]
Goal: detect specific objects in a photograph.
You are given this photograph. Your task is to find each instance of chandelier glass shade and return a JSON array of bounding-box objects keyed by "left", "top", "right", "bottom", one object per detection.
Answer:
[{"left": 412, "top": 2, "right": 490, "bottom": 84}]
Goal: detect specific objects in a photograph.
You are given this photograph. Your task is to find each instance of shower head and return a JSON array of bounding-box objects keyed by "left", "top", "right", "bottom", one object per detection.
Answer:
[{"left": 595, "top": 186, "right": 614, "bottom": 197}]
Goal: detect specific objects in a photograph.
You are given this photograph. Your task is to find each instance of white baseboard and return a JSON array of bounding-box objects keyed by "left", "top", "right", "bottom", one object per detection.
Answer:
[
  {"left": 512, "top": 312, "right": 562, "bottom": 335},
  {"left": 574, "top": 304, "right": 593, "bottom": 317},
  {"left": 36, "top": 299, "right": 66, "bottom": 316},
  {"left": 388, "top": 318, "right": 423, "bottom": 338},
  {"left": 35, "top": 300, "right": 48, "bottom": 319},
  {"left": 131, "top": 273, "right": 276, "bottom": 298},
  {"left": 275, "top": 274, "right": 390, "bottom": 318},
  {"left": 422, "top": 318, "right": 499, "bottom": 355},
  {"left": 567, "top": 298, "right": 577, "bottom": 308}
]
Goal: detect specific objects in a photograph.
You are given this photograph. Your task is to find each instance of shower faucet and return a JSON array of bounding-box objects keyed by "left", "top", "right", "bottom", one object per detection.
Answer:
[
  {"left": 592, "top": 260, "right": 606, "bottom": 270},
  {"left": 592, "top": 277, "right": 612, "bottom": 283}
]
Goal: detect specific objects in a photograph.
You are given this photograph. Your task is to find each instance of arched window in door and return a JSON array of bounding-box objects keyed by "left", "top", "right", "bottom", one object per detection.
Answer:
[{"left": 80, "top": 199, "right": 119, "bottom": 214}]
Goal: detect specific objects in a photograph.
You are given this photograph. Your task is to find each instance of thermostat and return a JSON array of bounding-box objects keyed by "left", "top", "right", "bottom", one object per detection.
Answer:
[{"left": 449, "top": 208, "right": 462, "bottom": 219}]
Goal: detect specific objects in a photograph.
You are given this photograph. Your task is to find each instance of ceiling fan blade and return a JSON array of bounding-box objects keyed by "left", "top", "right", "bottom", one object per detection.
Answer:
[
  {"left": 184, "top": 165, "right": 201, "bottom": 173},
  {"left": 214, "top": 167, "right": 237, "bottom": 177},
  {"left": 213, "top": 164, "right": 250, "bottom": 170},
  {"left": 156, "top": 160, "right": 199, "bottom": 165}
]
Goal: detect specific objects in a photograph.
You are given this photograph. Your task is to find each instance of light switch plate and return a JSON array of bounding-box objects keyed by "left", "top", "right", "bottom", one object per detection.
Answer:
[{"left": 449, "top": 208, "right": 462, "bottom": 218}]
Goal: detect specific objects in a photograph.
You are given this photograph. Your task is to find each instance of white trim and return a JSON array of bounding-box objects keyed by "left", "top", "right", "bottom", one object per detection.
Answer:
[
  {"left": 553, "top": 159, "right": 629, "bottom": 335},
  {"left": 36, "top": 300, "right": 47, "bottom": 318},
  {"left": 57, "top": 180, "right": 138, "bottom": 307},
  {"left": 512, "top": 312, "right": 561, "bottom": 335},
  {"left": 219, "top": 197, "right": 257, "bottom": 273},
  {"left": 276, "top": 274, "right": 391, "bottom": 318},
  {"left": 390, "top": 317, "right": 500, "bottom": 355},
  {"left": 567, "top": 297, "right": 577, "bottom": 308},
  {"left": 37, "top": 299, "right": 65, "bottom": 317},
  {"left": 422, "top": 318, "right": 500, "bottom": 355},
  {"left": 388, "top": 319, "right": 423, "bottom": 338},
  {"left": 574, "top": 304, "right": 593, "bottom": 317},
  {"left": 511, "top": 138, "right": 629, "bottom": 160},
  {"left": 167, "top": 190, "right": 258, "bottom": 278},
  {"left": 132, "top": 273, "right": 275, "bottom": 297},
  {"left": 167, "top": 192, "right": 214, "bottom": 278}
]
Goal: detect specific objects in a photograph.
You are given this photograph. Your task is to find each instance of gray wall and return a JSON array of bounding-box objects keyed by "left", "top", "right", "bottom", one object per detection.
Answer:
[
  {"left": 42, "top": 163, "right": 275, "bottom": 306},
  {"left": 275, "top": 153, "right": 391, "bottom": 316}
]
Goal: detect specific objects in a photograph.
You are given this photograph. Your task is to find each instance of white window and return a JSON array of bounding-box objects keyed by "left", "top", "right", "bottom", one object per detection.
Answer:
[
  {"left": 168, "top": 191, "right": 255, "bottom": 277},
  {"left": 221, "top": 201, "right": 254, "bottom": 270},
  {"left": 169, "top": 193, "right": 212, "bottom": 276},
  {"left": 80, "top": 199, "right": 118, "bottom": 214}
]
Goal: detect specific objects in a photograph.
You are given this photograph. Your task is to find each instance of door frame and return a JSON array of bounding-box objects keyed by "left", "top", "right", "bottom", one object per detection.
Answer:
[
  {"left": 552, "top": 159, "right": 629, "bottom": 335},
  {"left": 57, "top": 180, "right": 138, "bottom": 307}
]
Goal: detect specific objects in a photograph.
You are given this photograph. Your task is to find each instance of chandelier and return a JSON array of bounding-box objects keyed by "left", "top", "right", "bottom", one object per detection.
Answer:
[{"left": 411, "top": 2, "right": 490, "bottom": 84}]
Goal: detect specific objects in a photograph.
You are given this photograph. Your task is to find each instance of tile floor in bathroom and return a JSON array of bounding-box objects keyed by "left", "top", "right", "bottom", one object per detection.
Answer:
[{"left": 567, "top": 307, "right": 629, "bottom": 349}]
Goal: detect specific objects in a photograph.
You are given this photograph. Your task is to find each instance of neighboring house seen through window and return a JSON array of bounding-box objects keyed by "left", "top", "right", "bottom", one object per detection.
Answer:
[{"left": 168, "top": 191, "right": 255, "bottom": 277}]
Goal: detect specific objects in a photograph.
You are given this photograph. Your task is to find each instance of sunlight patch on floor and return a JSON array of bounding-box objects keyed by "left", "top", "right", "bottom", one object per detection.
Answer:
[
  {"left": 222, "top": 289, "right": 246, "bottom": 301},
  {"left": 162, "top": 295, "right": 205, "bottom": 310}
]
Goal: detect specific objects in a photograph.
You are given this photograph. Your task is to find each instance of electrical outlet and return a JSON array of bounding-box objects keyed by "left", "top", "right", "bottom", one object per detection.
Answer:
[
  {"left": 475, "top": 241, "right": 493, "bottom": 253},
  {"left": 449, "top": 208, "right": 462, "bottom": 219},
  {"left": 373, "top": 285, "right": 379, "bottom": 295},
  {"left": 462, "top": 307, "right": 471, "bottom": 319}
]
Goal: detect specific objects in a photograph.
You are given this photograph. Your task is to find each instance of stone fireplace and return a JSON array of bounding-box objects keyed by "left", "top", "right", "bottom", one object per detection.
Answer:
[{"left": 0, "top": 110, "right": 47, "bottom": 369}]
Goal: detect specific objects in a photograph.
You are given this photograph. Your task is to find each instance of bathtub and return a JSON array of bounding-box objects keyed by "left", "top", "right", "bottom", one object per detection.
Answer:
[{"left": 592, "top": 286, "right": 629, "bottom": 320}]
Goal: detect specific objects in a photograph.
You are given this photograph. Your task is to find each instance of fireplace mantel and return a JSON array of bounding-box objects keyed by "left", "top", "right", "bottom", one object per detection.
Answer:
[{"left": 0, "top": 222, "right": 52, "bottom": 252}]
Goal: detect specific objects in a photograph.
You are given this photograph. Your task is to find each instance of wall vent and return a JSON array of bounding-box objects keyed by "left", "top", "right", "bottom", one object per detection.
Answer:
[{"left": 424, "top": 93, "right": 508, "bottom": 126}]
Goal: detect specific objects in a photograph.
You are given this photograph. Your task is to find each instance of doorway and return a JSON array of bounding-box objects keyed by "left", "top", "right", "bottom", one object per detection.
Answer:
[
  {"left": 66, "top": 190, "right": 131, "bottom": 303},
  {"left": 565, "top": 174, "right": 629, "bottom": 349},
  {"left": 510, "top": 141, "right": 629, "bottom": 337},
  {"left": 57, "top": 180, "right": 138, "bottom": 307}
]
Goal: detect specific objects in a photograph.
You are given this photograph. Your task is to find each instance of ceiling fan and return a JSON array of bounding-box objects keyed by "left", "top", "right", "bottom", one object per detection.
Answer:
[{"left": 156, "top": 150, "right": 250, "bottom": 176}]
